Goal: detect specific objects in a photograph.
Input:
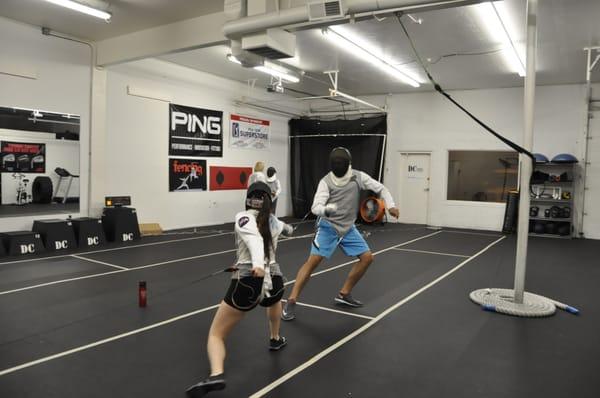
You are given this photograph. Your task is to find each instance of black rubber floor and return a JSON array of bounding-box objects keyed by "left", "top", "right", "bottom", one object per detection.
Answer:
[{"left": 0, "top": 221, "right": 598, "bottom": 398}]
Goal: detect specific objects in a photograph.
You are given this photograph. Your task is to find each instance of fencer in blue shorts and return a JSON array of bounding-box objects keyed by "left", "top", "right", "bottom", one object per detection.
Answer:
[{"left": 282, "top": 147, "right": 399, "bottom": 321}]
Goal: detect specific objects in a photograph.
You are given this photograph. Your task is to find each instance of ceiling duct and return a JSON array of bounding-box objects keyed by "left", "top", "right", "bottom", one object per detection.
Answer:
[
  {"left": 307, "top": 0, "right": 346, "bottom": 21},
  {"left": 241, "top": 28, "right": 296, "bottom": 59},
  {"left": 223, "top": 0, "right": 486, "bottom": 38},
  {"left": 230, "top": 39, "right": 264, "bottom": 67},
  {"left": 224, "top": 0, "right": 247, "bottom": 21}
]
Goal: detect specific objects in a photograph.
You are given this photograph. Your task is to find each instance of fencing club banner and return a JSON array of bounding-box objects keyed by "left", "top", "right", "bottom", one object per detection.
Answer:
[
  {"left": 169, "top": 104, "right": 223, "bottom": 158},
  {"left": 1, "top": 141, "right": 46, "bottom": 173},
  {"left": 169, "top": 158, "right": 207, "bottom": 192},
  {"left": 230, "top": 114, "right": 270, "bottom": 150},
  {"left": 209, "top": 166, "right": 253, "bottom": 191}
]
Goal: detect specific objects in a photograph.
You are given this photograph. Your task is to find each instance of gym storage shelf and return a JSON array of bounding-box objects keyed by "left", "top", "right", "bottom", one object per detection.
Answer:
[
  {"left": 528, "top": 233, "right": 572, "bottom": 239},
  {"left": 530, "top": 198, "right": 572, "bottom": 204},
  {"left": 529, "top": 162, "right": 575, "bottom": 239},
  {"left": 530, "top": 216, "right": 573, "bottom": 222}
]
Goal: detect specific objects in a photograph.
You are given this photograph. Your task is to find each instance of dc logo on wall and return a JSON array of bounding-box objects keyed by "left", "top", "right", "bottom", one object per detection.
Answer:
[{"left": 232, "top": 122, "right": 240, "bottom": 138}]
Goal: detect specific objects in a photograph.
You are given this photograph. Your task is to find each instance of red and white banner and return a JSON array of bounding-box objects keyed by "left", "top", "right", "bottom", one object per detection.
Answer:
[
  {"left": 209, "top": 166, "right": 253, "bottom": 191},
  {"left": 230, "top": 114, "right": 270, "bottom": 150}
]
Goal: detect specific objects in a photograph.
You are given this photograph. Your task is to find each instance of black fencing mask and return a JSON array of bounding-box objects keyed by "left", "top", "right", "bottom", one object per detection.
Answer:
[
  {"left": 246, "top": 181, "right": 271, "bottom": 210},
  {"left": 329, "top": 147, "right": 352, "bottom": 178}
]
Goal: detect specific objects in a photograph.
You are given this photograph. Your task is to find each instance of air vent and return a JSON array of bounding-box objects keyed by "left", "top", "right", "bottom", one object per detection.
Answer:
[
  {"left": 241, "top": 28, "right": 296, "bottom": 59},
  {"left": 308, "top": 0, "right": 345, "bottom": 21},
  {"left": 245, "top": 47, "right": 291, "bottom": 59}
]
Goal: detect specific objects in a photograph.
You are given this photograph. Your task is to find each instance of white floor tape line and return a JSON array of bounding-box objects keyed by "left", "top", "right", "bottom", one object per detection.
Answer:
[
  {"left": 0, "top": 230, "right": 442, "bottom": 377},
  {"left": 391, "top": 248, "right": 470, "bottom": 258},
  {"left": 0, "top": 233, "right": 315, "bottom": 297},
  {"left": 292, "top": 301, "right": 374, "bottom": 320},
  {"left": 286, "top": 230, "right": 444, "bottom": 283},
  {"left": 71, "top": 255, "right": 129, "bottom": 270},
  {"left": 441, "top": 230, "right": 503, "bottom": 238},
  {"left": 0, "top": 231, "right": 232, "bottom": 267},
  {"left": 0, "top": 304, "right": 220, "bottom": 377},
  {"left": 249, "top": 235, "right": 506, "bottom": 397}
]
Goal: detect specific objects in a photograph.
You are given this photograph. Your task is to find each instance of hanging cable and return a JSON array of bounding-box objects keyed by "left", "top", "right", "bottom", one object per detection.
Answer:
[{"left": 395, "top": 13, "right": 535, "bottom": 162}]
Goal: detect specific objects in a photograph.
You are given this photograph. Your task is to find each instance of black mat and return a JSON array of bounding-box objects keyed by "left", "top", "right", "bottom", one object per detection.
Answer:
[{"left": 1, "top": 222, "right": 598, "bottom": 398}]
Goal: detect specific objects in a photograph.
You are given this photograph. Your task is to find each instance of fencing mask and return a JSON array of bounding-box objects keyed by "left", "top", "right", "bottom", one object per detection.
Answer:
[
  {"left": 329, "top": 147, "right": 352, "bottom": 186},
  {"left": 246, "top": 181, "right": 272, "bottom": 210}
]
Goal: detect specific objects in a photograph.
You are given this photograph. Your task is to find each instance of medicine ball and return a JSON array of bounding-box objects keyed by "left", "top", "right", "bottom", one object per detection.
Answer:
[
  {"left": 32, "top": 176, "right": 53, "bottom": 204},
  {"left": 545, "top": 222, "right": 557, "bottom": 234},
  {"left": 557, "top": 223, "right": 571, "bottom": 236},
  {"left": 562, "top": 206, "right": 571, "bottom": 219},
  {"left": 530, "top": 206, "right": 539, "bottom": 217},
  {"left": 533, "top": 222, "right": 546, "bottom": 234}
]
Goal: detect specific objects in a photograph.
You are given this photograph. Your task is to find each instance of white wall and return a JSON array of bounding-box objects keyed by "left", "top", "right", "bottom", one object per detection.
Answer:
[
  {"left": 383, "top": 84, "right": 593, "bottom": 234},
  {"left": 104, "top": 59, "right": 295, "bottom": 230},
  {"left": 0, "top": 17, "right": 90, "bottom": 231}
]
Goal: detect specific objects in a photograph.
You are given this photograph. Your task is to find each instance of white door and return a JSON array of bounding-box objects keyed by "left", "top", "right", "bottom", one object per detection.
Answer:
[{"left": 399, "top": 153, "right": 431, "bottom": 224}]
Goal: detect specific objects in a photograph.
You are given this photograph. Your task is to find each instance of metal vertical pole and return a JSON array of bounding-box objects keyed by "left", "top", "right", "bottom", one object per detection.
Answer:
[{"left": 513, "top": 0, "right": 538, "bottom": 304}]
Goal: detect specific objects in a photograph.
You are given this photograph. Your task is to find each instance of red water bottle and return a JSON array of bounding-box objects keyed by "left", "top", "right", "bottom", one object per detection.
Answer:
[{"left": 138, "top": 281, "right": 147, "bottom": 308}]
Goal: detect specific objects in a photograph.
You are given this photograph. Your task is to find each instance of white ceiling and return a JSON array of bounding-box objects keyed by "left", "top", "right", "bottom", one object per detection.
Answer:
[
  {"left": 0, "top": 0, "right": 224, "bottom": 40},
  {"left": 0, "top": 0, "right": 598, "bottom": 97},
  {"left": 161, "top": 0, "right": 600, "bottom": 96}
]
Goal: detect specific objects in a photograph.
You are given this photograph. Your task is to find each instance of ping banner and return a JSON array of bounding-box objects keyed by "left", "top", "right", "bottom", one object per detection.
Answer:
[
  {"left": 209, "top": 166, "right": 253, "bottom": 191},
  {"left": 230, "top": 114, "right": 270, "bottom": 150},
  {"left": 0, "top": 141, "right": 46, "bottom": 173},
  {"left": 169, "top": 104, "right": 223, "bottom": 157},
  {"left": 169, "top": 158, "right": 207, "bottom": 192}
]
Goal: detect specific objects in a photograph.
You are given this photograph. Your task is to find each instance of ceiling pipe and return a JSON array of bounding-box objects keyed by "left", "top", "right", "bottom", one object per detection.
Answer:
[{"left": 223, "top": 0, "right": 486, "bottom": 38}]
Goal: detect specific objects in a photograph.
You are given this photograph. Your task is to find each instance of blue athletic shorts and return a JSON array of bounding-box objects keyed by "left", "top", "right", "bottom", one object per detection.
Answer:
[{"left": 310, "top": 219, "right": 370, "bottom": 259}]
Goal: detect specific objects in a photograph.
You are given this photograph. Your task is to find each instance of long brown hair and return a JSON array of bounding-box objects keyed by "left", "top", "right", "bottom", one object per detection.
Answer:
[{"left": 255, "top": 193, "right": 273, "bottom": 262}]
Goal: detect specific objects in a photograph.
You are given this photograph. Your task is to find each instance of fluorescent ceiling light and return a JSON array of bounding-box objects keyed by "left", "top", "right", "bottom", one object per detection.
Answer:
[
  {"left": 322, "top": 25, "right": 421, "bottom": 88},
  {"left": 227, "top": 53, "right": 300, "bottom": 83},
  {"left": 226, "top": 54, "right": 242, "bottom": 65},
  {"left": 474, "top": 1, "right": 525, "bottom": 77},
  {"left": 43, "top": 0, "right": 112, "bottom": 22},
  {"left": 254, "top": 64, "right": 300, "bottom": 83}
]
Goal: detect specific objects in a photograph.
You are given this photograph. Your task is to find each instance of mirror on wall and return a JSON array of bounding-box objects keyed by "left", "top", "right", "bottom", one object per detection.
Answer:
[
  {"left": 447, "top": 150, "right": 519, "bottom": 203},
  {"left": 0, "top": 106, "right": 80, "bottom": 217}
]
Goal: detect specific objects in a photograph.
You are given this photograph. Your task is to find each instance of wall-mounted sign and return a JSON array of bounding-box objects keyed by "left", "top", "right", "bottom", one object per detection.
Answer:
[
  {"left": 1, "top": 141, "right": 46, "bottom": 173},
  {"left": 169, "top": 158, "right": 207, "bottom": 191},
  {"left": 209, "top": 166, "right": 252, "bottom": 191},
  {"left": 169, "top": 104, "right": 223, "bottom": 157},
  {"left": 407, "top": 164, "right": 425, "bottom": 179},
  {"left": 230, "top": 114, "right": 270, "bottom": 150}
]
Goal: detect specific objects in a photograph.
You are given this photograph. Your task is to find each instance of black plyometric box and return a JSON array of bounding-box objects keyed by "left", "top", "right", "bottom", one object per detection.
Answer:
[
  {"left": 0, "top": 231, "right": 45, "bottom": 256},
  {"left": 71, "top": 217, "right": 107, "bottom": 248},
  {"left": 102, "top": 207, "right": 141, "bottom": 242},
  {"left": 32, "top": 219, "right": 77, "bottom": 252}
]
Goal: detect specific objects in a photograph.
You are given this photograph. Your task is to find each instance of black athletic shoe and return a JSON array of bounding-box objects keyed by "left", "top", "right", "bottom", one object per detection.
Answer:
[
  {"left": 186, "top": 374, "right": 226, "bottom": 397},
  {"left": 334, "top": 293, "right": 363, "bottom": 308},
  {"left": 269, "top": 336, "right": 287, "bottom": 351},
  {"left": 281, "top": 300, "right": 296, "bottom": 321}
]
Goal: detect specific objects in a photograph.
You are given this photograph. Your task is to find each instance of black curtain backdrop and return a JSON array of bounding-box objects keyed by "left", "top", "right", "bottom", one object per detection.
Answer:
[{"left": 289, "top": 115, "right": 387, "bottom": 218}]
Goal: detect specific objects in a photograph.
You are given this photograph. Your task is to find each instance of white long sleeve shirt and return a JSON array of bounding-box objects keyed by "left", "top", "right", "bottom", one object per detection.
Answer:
[
  {"left": 248, "top": 172, "right": 266, "bottom": 185},
  {"left": 267, "top": 179, "right": 282, "bottom": 200},
  {"left": 234, "top": 210, "right": 293, "bottom": 269}
]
